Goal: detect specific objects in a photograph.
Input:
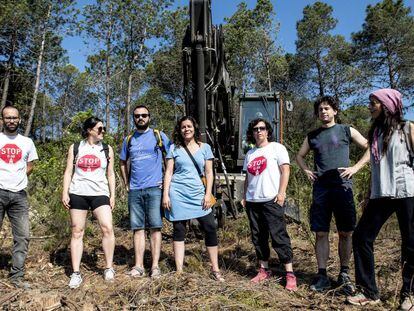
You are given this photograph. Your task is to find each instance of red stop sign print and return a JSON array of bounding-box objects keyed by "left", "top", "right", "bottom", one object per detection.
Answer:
[
  {"left": 247, "top": 156, "right": 267, "bottom": 176},
  {"left": 77, "top": 155, "right": 101, "bottom": 172},
  {"left": 0, "top": 144, "right": 22, "bottom": 164}
]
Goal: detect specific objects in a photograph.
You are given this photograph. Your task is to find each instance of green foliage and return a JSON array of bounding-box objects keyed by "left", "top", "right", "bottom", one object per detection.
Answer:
[
  {"left": 352, "top": 0, "right": 414, "bottom": 95},
  {"left": 296, "top": 1, "right": 365, "bottom": 100}
]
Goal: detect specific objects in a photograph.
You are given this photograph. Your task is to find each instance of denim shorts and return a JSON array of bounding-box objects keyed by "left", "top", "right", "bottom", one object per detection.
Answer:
[{"left": 128, "top": 187, "right": 162, "bottom": 230}]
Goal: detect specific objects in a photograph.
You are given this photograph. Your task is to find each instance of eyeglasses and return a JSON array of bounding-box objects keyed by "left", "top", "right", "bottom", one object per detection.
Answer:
[
  {"left": 2, "top": 116, "right": 19, "bottom": 122},
  {"left": 96, "top": 126, "right": 106, "bottom": 134},
  {"left": 134, "top": 113, "right": 149, "bottom": 119},
  {"left": 253, "top": 126, "right": 267, "bottom": 132}
]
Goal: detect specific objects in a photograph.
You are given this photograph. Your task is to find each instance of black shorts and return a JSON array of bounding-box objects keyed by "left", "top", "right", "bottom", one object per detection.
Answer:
[
  {"left": 69, "top": 194, "right": 110, "bottom": 211},
  {"left": 310, "top": 181, "right": 356, "bottom": 232}
]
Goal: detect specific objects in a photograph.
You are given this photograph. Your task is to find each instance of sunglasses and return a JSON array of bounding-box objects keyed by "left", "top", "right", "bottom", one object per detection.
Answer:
[
  {"left": 134, "top": 113, "right": 149, "bottom": 119},
  {"left": 253, "top": 126, "right": 267, "bottom": 132},
  {"left": 96, "top": 126, "right": 106, "bottom": 134}
]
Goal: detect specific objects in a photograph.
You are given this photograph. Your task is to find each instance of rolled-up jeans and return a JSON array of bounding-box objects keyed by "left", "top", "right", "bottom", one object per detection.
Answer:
[{"left": 0, "top": 188, "right": 30, "bottom": 279}]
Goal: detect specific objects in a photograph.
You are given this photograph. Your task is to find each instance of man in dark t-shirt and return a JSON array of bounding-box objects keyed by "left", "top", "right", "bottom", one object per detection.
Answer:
[{"left": 296, "top": 96, "right": 370, "bottom": 294}]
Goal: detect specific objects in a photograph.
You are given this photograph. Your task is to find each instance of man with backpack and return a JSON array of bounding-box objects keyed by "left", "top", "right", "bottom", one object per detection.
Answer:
[{"left": 120, "top": 105, "right": 170, "bottom": 279}]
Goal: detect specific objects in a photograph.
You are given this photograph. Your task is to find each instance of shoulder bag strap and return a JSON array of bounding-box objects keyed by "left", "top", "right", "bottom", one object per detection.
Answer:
[{"left": 183, "top": 145, "right": 203, "bottom": 177}]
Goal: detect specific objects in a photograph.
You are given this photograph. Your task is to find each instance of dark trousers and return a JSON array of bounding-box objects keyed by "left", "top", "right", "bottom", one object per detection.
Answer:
[
  {"left": 0, "top": 189, "right": 30, "bottom": 279},
  {"left": 173, "top": 212, "right": 218, "bottom": 247},
  {"left": 246, "top": 200, "right": 293, "bottom": 264},
  {"left": 353, "top": 197, "right": 414, "bottom": 299}
]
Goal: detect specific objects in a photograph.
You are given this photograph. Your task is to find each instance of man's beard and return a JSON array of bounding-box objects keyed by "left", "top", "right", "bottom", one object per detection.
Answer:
[
  {"left": 4, "top": 123, "right": 18, "bottom": 133},
  {"left": 135, "top": 120, "right": 149, "bottom": 130}
]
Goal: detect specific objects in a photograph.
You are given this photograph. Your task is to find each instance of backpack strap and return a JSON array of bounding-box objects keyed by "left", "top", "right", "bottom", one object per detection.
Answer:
[
  {"left": 101, "top": 143, "right": 110, "bottom": 170},
  {"left": 73, "top": 142, "right": 80, "bottom": 168},
  {"left": 153, "top": 129, "right": 167, "bottom": 157},
  {"left": 125, "top": 134, "right": 133, "bottom": 161},
  {"left": 153, "top": 129, "right": 167, "bottom": 168}
]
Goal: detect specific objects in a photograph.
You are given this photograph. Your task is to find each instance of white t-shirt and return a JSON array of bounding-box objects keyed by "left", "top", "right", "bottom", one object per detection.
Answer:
[
  {"left": 243, "top": 142, "right": 290, "bottom": 202},
  {"left": 0, "top": 133, "right": 38, "bottom": 192},
  {"left": 69, "top": 140, "right": 109, "bottom": 196}
]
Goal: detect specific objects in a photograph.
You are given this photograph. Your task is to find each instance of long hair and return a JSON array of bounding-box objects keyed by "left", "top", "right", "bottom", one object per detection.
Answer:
[
  {"left": 368, "top": 103, "right": 403, "bottom": 155},
  {"left": 172, "top": 116, "right": 201, "bottom": 147},
  {"left": 246, "top": 118, "right": 274, "bottom": 145},
  {"left": 82, "top": 116, "right": 103, "bottom": 138}
]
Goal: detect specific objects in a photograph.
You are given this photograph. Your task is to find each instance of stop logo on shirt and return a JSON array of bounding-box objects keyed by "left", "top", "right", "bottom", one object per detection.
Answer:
[
  {"left": 247, "top": 156, "right": 267, "bottom": 176},
  {"left": 0, "top": 144, "right": 22, "bottom": 164},
  {"left": 77, "top": 154, "right": 101, "bottom": 172}
]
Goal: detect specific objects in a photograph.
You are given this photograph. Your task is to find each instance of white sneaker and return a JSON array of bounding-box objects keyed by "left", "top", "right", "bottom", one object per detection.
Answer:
[
  {"left": 399, "top": 295, "right": 414, "bottom": 311},
  {"left": 68, "top": 272, "right": 82, "bottom": 289},
  {"left": 104, "top": 268, "right": 115, "bottom": 282}
]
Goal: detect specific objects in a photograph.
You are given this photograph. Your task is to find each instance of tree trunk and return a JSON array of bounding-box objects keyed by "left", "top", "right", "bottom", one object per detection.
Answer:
[
  {"left": 316, "top": 58, "right": 324, "bottom": 97},
  {"left": 104, "top": 5, "right": 114, "bottom": 132},
  {"left": 41, "top": 95, "right": 46, "bottom": 142},
  {"left": 105, "top": 49, "right": 111, "bottom": 131},
  {"left": 126, "top": 70, "right": 132, "bottom": 134},
  {"left": 1, "top": 31, "right": 17, "bottom": 111},
  {"left": 25, "top": 5, "right": 51, "bottom": 137}
]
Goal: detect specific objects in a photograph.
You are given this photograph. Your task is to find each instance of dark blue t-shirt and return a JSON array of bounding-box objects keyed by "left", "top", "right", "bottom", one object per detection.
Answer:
[
  {"left": 308, "top": 124, "right": 351, "bottom": 183},
  {"left": 120, "top": 129, "right": 170, "bottom": 190}
]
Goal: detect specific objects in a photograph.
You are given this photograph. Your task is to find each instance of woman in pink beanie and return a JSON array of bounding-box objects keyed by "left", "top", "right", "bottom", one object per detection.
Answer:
[{"left": 347, "top": 89, "right": 414, "bottom": 310}]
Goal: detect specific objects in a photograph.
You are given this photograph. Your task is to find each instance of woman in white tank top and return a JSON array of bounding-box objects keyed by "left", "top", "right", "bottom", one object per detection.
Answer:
[{"left": 62, "top": 117, "right": 116, "bottom": 289}]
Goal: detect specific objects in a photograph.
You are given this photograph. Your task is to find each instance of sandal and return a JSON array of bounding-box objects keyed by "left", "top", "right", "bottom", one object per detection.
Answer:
[
  {"left": 127, "top": 267, "right": 146, "bottom": 278},
  {"left": 211, "top": 270, "right": 225, "bottom": 282},
  {"left": 150, "top": 267, "right": 161, "bottom": 279}
]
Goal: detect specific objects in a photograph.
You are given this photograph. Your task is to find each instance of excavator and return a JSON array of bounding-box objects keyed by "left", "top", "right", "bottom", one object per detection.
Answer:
[{"left": 182, "top": 0, "right": 299, "bottom": 226}]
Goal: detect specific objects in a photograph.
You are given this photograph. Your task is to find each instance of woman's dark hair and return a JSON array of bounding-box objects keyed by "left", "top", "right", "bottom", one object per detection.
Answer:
[
  {"left": 172, "top": 116, "right": 201, "bottom": 147},
  {"left": 246, "top": 118, "right": 274, "bottom": 145},
  {"left": 368, "top": 96, "right": 403, "bottom": 154},
  {"left": 82, "top": 116, "right": 103, "bottom": 138},
  {"left": 314, "top": 96, "right": 341, "bottom": 123}
]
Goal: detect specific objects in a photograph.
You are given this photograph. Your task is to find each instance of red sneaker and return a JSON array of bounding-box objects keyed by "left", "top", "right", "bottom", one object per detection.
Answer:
[
  {"left": 285, "top": 273, "right": 298, "bottom": 291},
  {"left": 251, "top": 268, "right": 272, "bottom": 283}
]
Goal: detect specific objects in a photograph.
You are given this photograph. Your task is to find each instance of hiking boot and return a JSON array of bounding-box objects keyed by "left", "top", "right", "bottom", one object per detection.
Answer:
[
  {"left": 10, "top": 277, "right": 30, "bottom": 290},
  {"left": 104, "top": 267, "right": 115, "bottom": 282},
  {"left": 68, "top": 272, "right": 83, "bottom": 289},
  {"left": 251, "top": 267, "right": 272, "bottom": 283},
  {"left": 310, "top": 274, "right": 331, "bottom": 292},
  {"left": 347, "top": 293, "right": 380, "bottom": 306},
  {"left": 337, "top": 272, "right": 355, "bottom": 295},
  {"left": 399, "top": 295, "right": 414, "bottom": 311},
  {"left": 285, "top": 273, "right": 298, "bottom": 291},
  {"left": 150, "top": 267, "right": 161, "bottom": 279}
]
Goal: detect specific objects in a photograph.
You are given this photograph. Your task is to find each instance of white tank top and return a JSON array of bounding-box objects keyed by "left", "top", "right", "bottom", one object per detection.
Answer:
[{"left": 69, "top": 140, "right": 110, "bottom": 196}]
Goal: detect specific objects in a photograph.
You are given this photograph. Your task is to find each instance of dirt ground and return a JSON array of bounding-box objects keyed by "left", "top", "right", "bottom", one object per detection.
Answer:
[{"left": 0, "top": 214, "right": 404, "bottom": 310}]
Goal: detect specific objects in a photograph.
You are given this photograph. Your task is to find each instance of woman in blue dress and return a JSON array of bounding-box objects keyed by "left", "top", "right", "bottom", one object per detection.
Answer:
[{"left": 162, "top": 116, "right": 224, "bottom": 281}]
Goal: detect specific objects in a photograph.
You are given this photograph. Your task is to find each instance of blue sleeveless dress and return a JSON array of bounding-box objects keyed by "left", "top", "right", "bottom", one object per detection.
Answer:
[{"left": 165, "top": 143, "right": 214, "bottom": 221}]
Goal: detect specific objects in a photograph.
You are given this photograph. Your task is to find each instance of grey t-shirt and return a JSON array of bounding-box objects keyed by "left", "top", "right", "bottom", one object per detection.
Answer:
[
  {"left": 370, "top": 128, "right": 414, "bottom": 199},
  {"left": 308, "top": 124, "right": 351, "bottom": 184}
]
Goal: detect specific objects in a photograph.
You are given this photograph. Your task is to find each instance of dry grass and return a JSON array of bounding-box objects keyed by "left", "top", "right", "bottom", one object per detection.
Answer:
[{"left": 0, "top": 214, "right": 404, "bottom": 310}]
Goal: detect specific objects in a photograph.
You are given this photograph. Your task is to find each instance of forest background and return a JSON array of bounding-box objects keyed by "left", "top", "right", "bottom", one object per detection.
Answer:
[{"left": 1, "top": 0, "right": 414, "bottom": 309}]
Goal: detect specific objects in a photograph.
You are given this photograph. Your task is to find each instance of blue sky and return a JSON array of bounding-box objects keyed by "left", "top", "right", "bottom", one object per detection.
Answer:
[{"left": 62, "top": 0, "right": 414, "bottom": 117}]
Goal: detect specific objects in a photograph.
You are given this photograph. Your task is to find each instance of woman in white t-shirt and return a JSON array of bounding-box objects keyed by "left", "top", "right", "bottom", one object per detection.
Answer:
[
  {"left": 242, "top": 118, "right": 297, "bottom": 291},
  {"left": 62, "top": 117, "right": 116, "bottom": 289}
]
